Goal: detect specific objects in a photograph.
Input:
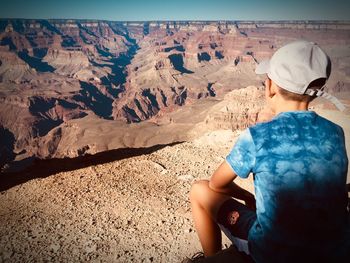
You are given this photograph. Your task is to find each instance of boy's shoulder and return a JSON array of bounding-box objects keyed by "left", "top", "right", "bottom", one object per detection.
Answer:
[
  {"left": 248, "top": 111, "right": 344, "bottom": 142},
  {"left": 253, "top": 111, "right": 341, "bottom": 129}
]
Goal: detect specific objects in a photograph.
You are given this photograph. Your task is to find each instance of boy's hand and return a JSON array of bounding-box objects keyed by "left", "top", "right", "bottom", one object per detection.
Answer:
[{"left": 210, "top": 161, "right": 257, "bottom": 211}]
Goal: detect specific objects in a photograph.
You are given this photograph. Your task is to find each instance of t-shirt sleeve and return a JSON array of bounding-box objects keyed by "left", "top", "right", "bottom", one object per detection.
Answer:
[{"left": 225, "top": 128, "right": 255, "bottom": 178}]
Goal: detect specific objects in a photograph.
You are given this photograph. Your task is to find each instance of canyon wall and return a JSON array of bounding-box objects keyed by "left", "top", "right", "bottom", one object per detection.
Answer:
[{"left": 0, "top": 19, "right": 349, "bottom": 166}]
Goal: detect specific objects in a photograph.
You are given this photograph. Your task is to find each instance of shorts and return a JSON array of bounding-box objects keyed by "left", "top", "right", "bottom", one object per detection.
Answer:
[{"left": 216, "top": 198, "right": 257, "bottom": 255}]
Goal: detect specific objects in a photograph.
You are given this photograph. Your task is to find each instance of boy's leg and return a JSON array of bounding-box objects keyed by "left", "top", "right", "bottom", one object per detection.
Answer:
[{"left": 190, "top": 180, "right": 232, "bottom": 257}]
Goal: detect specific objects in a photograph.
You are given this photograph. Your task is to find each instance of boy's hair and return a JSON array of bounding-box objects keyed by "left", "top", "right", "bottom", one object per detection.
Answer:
[{"left": 278, "top": 78, "right": 327, "bottom": 102}]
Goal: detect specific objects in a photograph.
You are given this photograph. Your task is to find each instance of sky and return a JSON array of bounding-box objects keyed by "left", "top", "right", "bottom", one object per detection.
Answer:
[{"left": 0, "top": 0, "right": 349, "bottom": 21}]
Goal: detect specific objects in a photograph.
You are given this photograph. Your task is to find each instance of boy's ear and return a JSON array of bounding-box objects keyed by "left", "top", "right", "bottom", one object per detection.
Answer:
[
  {"left": 265, "top": 78, "right": 277, "bottom": 98},
  {"left": 265, "top": 78, "right": 273, "bottom": 98}
]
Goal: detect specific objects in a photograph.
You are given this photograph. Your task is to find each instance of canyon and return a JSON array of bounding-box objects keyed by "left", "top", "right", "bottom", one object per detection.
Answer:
[
  {"left": 0, "top": 19, "right": 350, "bottom": 169},
  {"left": 0, "top": 19, "right": 350, "bottom": 263}
]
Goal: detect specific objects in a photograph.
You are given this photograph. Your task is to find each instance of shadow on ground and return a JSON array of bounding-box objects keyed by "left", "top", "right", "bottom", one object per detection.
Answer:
[{"left": 0, "top": 141, "right": 183, "bottom": 192}]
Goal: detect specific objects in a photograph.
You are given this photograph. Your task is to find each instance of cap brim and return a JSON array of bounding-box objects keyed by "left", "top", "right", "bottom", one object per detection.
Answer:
[{"left": 255, "top": 59, "right": 270, "bottom": 75}]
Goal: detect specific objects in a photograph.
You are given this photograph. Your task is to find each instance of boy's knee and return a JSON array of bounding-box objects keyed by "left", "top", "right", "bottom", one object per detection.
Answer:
[{"left": 190, "top": 180, "right": 210, "bottom": 203}]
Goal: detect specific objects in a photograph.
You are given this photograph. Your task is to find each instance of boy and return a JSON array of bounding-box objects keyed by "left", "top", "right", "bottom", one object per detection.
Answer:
[{"left": 188, "top": 40, "right": 349, "bottom": 263}]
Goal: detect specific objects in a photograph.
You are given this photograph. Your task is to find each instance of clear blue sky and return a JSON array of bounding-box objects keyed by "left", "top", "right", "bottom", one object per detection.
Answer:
[{"left": 1, "top": 0, "right": 349, "bottom": 21}]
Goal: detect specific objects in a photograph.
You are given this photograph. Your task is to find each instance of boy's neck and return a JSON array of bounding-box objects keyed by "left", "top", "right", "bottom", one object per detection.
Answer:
[{"left": 274, "top": 99, "right": 309, "bottom": 115}]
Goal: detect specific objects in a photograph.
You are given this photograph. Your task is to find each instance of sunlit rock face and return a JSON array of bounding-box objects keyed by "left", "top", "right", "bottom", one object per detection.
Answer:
[{"left": 0, "top": 19, "right": 349, "bottom": 163}]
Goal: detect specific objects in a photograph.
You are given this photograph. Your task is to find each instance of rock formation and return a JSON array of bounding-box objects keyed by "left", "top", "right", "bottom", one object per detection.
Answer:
[{"left": 0, "top": 19, "right": 349, "bottom": 168}]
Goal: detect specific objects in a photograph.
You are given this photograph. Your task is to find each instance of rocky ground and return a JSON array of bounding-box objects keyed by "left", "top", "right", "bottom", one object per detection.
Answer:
[
  {"left": 0, "top": 128, "right": 250, "bottom": 263},
  {"left": 0, "top": 109, "right": 349, "bottom": 263}
]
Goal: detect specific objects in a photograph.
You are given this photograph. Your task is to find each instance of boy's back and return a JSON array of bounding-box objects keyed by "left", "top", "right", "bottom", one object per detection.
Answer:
[
  {"left": 186, "top": 40, "right": 349, "bottom": 263},
  {"left": 226, "top": 111, "right": 349, "bottom": 262}
]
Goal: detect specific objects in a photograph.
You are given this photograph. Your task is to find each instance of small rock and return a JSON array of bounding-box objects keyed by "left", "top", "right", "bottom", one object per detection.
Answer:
[
  {"left": 2, "top": 250, "right": 14, "bottom": 259},
  {"left": 49, "top": 243, "right": 60, "bottom": 253},
  {"left": 85, "top": 244, "right": 97, "bottom": 253},
  {"left": 184, "top": 228, "right": 192, "bottom": 233},
  {"left": 142, "top": 256, "right": 154, "bottom": 263}
]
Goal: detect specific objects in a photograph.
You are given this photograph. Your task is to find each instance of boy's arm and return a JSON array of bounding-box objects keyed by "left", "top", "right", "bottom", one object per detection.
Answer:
[{"left": 209, "top": 161, "right": 256, "bottom": 210}]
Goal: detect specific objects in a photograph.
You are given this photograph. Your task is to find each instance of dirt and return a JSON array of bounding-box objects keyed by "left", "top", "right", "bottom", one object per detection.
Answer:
[
  {"left": 0, "top": 128, "right": 251, "bottom": 262},
  {"left": 0, "top": 109, "right": 349, "bottom": 263}
]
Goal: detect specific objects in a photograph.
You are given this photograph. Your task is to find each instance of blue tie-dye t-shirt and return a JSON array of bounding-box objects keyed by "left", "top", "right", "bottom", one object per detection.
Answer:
[{"left": 226, "top": 111, "right": 349, "bottom": 263}]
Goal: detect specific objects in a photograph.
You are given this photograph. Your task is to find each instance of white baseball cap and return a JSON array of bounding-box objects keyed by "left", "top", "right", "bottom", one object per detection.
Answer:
[{"left": 255, "top": 40, "right": 345, "bottom": 111}]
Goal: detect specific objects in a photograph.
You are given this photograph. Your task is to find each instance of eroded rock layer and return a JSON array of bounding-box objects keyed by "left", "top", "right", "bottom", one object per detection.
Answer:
[{"left": 0, "top": 19, "right": 349, "bottom": 165}]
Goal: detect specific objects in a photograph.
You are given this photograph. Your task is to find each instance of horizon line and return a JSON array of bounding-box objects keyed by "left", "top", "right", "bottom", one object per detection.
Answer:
[{"left": 1, "top": 18, "right": 350, "bottom": 23}]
